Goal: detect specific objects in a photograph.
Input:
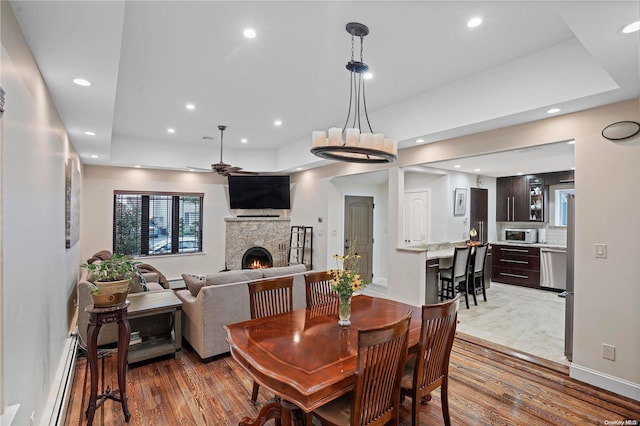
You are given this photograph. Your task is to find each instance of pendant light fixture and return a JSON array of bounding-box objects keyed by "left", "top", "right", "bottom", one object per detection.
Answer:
[{"left": 311, "top": 23, "right": 397, "bottom": 163}]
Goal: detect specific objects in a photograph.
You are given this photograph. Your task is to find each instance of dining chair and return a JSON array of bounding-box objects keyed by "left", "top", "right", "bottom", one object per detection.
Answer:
[
  {"left": 469, "top": 243, "right": 489, "bottom": 302},
  {"left": 439, "top": 245, "right": 472, "bottom": 309},
  {"left": 400, "top": 295, "right": 460, "bottom": 426},
  {"left": 304, "top": 270, "right": 337, "bottom": 307},
  {"left": 247, "top": 276, "right": 294, "bottom": 404},
  {"left": 312, "top": 311, "right": 412, "bottom": 426}
]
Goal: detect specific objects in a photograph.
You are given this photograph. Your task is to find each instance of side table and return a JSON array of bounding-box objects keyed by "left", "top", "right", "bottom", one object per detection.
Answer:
[{"left": 85, "top": 302, "right": 131, "bottom": 425}]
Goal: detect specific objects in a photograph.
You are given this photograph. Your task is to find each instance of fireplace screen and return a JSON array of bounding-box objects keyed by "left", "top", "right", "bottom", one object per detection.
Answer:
[{"left": 242, "top": 247, "right": 273, "bottom": 269}]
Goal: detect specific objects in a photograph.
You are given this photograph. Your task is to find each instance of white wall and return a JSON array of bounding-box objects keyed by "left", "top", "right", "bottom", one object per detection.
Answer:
[
  {"left": 1, "top": 3, "right": 82, "bottom": 423},
  {"left": 82, "top": 166, "right": 232, "bottom": 280}
]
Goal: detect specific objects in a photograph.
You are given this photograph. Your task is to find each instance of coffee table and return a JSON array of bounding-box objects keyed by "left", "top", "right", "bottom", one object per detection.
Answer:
[{"left": 126, "top": 290, "right": 182, "bottom": 364}]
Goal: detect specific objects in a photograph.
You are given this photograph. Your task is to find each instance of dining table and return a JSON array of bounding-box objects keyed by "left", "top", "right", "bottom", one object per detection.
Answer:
[{"left": 224, "top": 294, "right": 422, "bottom": 426}]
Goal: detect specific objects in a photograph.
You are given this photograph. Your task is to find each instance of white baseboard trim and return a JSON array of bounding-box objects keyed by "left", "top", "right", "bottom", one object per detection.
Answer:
[
  {"left": 42, "top": 332, "right": 78, "bottom": 425},
  {"left": 570, "top": 363, "right": 640, "bottom": 401}
]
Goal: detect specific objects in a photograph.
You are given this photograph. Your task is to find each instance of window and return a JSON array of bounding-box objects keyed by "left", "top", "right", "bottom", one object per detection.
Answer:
[
  {"left": 554, "top": 188, "right": 575, "bottom": 227},
  {"left": 114, "top": 191, "right": 203, "bottom": 256}
]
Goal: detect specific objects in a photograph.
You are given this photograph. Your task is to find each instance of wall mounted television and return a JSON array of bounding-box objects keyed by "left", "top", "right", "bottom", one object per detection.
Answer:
[{"left": 228, "top": 175, "right": 291, "bottom": 210}]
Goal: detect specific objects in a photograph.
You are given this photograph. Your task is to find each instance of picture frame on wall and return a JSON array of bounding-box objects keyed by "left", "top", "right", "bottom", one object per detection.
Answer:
[{"left": 454, "top": 188, "right": 467, "bottom": 216}]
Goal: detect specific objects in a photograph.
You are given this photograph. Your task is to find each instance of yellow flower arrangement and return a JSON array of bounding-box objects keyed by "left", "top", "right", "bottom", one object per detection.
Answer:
[{"left": 329, "top": 253, "right": 367, "bottom": 299}]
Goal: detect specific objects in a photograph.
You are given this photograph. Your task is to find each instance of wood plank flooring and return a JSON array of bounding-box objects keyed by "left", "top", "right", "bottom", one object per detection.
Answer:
[{"left": 65, "top": 333, "right": 640, "bottom": 425}]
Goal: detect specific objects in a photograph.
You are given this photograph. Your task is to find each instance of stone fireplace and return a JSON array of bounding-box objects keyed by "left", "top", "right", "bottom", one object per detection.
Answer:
[
  {"left": 242, "top": 246, "right": 273, "bottom": 269},
  {"left": 225, "top": 217, "right": 291, "bottom": 270}
]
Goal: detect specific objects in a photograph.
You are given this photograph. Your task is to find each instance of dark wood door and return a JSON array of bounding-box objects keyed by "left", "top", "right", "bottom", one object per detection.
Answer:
[
  {"left": 344, "top": 196, "right": 374, "bottom": 282},
  {"left": 470, "top": 188, "right": 488, "bottom": 242}
]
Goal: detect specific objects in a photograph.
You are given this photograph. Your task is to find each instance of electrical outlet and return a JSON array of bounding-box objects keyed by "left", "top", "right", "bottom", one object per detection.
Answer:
[
  {"left": 594, "top": 243, "right": 607, "bottom": 259},
  {"left": 602, "top": 343, "right": 615, "bottom": 361}
]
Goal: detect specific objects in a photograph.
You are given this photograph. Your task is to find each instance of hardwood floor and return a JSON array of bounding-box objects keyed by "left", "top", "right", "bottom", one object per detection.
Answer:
[{"left": 65, "top": 334, "right": 640, "bottom": 425}]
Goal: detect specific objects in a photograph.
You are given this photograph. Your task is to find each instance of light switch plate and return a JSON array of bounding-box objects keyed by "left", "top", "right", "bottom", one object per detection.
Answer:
[
  {"left": 594, "top": 243, "right": 607, "bottom": 259},
  {"left": 602, "top": 343, "right": 615, "bottom": 361}
]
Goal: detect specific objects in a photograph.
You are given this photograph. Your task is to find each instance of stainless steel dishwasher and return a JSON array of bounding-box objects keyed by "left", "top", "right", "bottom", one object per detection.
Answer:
[{"left": 540, "top": 247, "right": 567, "bottom": 290}]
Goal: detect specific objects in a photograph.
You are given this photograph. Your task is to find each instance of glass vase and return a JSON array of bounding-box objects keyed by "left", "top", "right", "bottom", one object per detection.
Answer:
[{"left": 338, "top": 294, "right": 352, "bottom": 326}]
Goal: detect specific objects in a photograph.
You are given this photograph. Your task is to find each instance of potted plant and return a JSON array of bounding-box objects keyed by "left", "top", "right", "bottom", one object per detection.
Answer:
[{"left": 81, "top": 254, "right": 142, "bottom": 307}]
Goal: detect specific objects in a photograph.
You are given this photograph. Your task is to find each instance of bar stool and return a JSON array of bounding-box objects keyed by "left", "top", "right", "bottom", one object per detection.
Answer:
[
  {"left": 439, "top": 246, "right": 472, "bottom": 309},
  {"left": 469, "top": 243, "right": 489, "bottom": 303}
]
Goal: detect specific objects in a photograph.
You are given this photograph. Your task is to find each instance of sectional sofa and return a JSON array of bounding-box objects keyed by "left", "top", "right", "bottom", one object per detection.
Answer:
[{"left": 177, "top": 264, "right": 308, "bottom": 360}]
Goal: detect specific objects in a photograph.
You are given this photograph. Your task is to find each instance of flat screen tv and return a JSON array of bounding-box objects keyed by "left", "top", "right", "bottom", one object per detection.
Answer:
[{"left": 228, "top": 175, "right": 291, "bottom": 210}]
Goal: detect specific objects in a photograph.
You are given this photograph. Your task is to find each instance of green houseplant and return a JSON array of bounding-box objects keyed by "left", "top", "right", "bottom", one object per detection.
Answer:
[{"left": 81, "top": 254, "right": 142, "bottom": 307}]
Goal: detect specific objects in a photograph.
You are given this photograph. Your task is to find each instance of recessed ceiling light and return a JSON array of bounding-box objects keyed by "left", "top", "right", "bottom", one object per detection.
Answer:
[
  {"left": 296, "top": 167, "right": 303, "bottom": 171},
  {"left": 167, "top": 128, "right": 176, "bottom": 133},
  {"left": 185, "top": 103, "right": 195, "bottom": 110},
  {"left": 567, "top": 140, "right": 575, "bottom": 145},
  {"left": 90, "top": 155, "right": 99, "bottom": 158},
  {"left": 467, "top": 17, "right": 482, "bottom": 28},
  {"left": 547, "top": 108, "right": 561, "bottom": 114},
  {"left": 73, "top": 78, "right": 92, "bottom": 87},
  {"left": 241, "top": 138, "right": 248, "bottom": 143},
  {"left": 363, "top": 72, "right": 373, "bottom": 80},
  {"left": 454, "top": 164, "right": 462, "bottom": 168},
  {"left": 274, "top": 120, "right": 282, "bottom": 127},
  {"left": 474, "top": 168, "right": 481, "bottom": 172},
  {"left": 517, "top": 172, "right": 524, "bottom": 175},
  {"left": 84, "top": 131, "right": 96, "bottom": 136},
  {"left": 621, "top": 20, "right": 640, "bottom": 34},
  {"left": 243, "top": 28, "right": 257, "bottom": 39},
  {"left": 134, "top": 165, "right": 141, "bottom": 168},
  {"left": 188, "top": 168, "right": 195, "bottom": 172},
  {"left": 415, "top": 139, "right": 424, "bottom": 144}
]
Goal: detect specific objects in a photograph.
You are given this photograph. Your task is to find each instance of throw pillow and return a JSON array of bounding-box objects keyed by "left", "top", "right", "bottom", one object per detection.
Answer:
[
  {"left": 129, "top": 272, "right": 149, "bottom": 293},
  {"left": 182, "top": 273, "right": 206, "bottom": 297}
]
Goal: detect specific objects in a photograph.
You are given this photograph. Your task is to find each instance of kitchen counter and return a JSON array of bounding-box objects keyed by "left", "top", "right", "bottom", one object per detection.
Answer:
[{"left": 491, "top": 241, "right": 566, "bottom": 250}]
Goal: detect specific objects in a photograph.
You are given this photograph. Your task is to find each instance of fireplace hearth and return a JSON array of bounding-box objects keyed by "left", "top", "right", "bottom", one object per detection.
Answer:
[
  {"left": 225, "top": 217, "right": 291, "bottom": 270},
  {"left": 242, "top": 247, "right": 273, "bottom": 269}
]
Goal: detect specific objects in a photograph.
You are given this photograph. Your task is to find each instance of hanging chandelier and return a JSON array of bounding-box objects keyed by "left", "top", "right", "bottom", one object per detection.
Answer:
[{"left": 311, "top": 22, "right": 397, "bottom": 163}]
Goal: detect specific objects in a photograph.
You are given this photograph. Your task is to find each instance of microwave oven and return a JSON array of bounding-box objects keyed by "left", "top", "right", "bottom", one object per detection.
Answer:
[{"left": 504, "top": 228, "right": 537, "bottom": 243}]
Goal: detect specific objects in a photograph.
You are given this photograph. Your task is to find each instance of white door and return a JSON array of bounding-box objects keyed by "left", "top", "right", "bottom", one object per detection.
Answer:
[{"left": 404, "top": 191, "right": 429, "bottom": 245}]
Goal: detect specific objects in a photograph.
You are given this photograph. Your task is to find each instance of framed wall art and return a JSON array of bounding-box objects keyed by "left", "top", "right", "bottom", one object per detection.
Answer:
[{"left": 454, "top": 188, "right": 467, "bottom": 216}]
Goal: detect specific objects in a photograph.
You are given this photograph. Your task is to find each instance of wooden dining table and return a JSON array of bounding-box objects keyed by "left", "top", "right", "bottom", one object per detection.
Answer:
[{"left": 224, "top": 295, "right": 422, "bottom": 426}]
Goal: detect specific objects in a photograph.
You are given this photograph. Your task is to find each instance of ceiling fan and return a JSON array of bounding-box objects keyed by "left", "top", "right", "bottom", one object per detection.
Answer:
[{"left": 189, "top": 125, "right": 257, "bottom": 176}]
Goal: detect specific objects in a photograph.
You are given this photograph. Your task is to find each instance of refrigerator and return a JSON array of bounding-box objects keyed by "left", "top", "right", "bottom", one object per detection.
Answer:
[{"left": 564, "top": 194, "right": 575, "bottom": 361}]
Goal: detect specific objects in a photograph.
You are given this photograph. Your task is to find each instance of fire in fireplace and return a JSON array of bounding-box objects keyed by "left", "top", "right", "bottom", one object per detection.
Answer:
[{"left": 242, "top": 246, "right": 273, "bottom": 269}]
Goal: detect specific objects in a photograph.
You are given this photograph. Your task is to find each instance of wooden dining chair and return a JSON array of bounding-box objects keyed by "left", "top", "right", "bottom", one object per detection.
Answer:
[
  {"left": 312, "top": 311, "right": 412, "bottom": 426},
  {"left": 304, "top": 270, "right": 337, "bottom": 307},
  {"left": 439, "top": 245, "right": 472, "bottom": 308},
  {"left": 400, "top": 295, "right": 460, "bottom": 426},
  {"left": 247, "top": 276, "right": 294, "bottom": 404}
]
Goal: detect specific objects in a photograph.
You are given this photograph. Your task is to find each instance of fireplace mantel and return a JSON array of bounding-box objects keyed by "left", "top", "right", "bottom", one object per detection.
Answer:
[{"left": 225, "top": 217, "right": 291, "bottom": 270}]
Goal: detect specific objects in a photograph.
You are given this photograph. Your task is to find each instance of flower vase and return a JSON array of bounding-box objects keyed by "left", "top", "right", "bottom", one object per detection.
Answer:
[{"left": 338, "top": 295, "right": 352, "bottom": 326}]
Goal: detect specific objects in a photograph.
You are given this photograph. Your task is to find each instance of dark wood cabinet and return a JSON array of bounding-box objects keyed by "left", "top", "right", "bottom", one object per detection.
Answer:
[
  {"left": 496, "top": 176, "right": 529, "bottom": 221},
  {"left": 542, "top": 170, "right": 575, "bottom": 186},
  {"left": 491, "top": 244, "right": 540, "bottom": 288},
  {"left": 470, "top": 188, "right": 488, "bottom": 242}
]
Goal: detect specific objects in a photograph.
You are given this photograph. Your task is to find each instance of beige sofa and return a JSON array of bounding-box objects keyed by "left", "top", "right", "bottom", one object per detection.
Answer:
[
  {"left": 176, "top": 264, "right": 308, "bottom": 360},
  {"left": 76, "top": 267, "right": 166, "bottom": 347}
]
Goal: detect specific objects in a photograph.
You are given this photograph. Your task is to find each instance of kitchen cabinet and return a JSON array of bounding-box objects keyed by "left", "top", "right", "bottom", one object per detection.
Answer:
[
  {"left": 491, "top": 244, "right": 540, "bottom": 288},
  {"left": 542, "top": 170, "right": 575, "bottom": 186},
  {"left": 470, "top": 188, "right": 488, "bottom": 242},
  {"left": 496, "top": 176, "right": 529, "bottom": 221},
  {"left": 528, "top": 176, "right": 544, "bottom": 222}
]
